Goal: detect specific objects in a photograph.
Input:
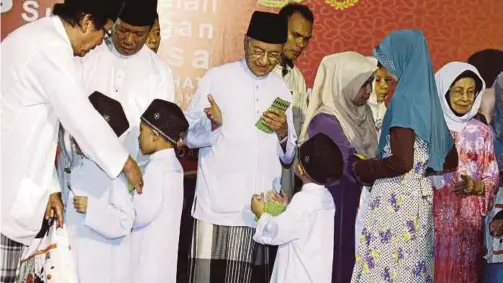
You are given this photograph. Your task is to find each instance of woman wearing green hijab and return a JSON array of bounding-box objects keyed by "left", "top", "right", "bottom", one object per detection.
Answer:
[{"left": 351, "top": 29, "right": 458, "bottom": 282}]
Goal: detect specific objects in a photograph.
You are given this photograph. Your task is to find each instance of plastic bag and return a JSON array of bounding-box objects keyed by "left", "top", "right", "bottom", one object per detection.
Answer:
[{"left": 17, "top": 220, "right": 78, "bottom": 283}]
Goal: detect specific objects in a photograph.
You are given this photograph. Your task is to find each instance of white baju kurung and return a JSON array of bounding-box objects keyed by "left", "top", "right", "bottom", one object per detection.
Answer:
[
  {"left": 185, "top": 59, "right": 297, "bottom": 228},
  {"left": 274, "top": 63, "right": 308, "bottom": 198},
  {"left": 253, "top": 183, "right": 335, "bottom": 283},
  {"left": 1, "top": 16, "right": 128, "bottom": 246},
  {"left": 130, "top": 149, "right": 184, "bottom": 283}
]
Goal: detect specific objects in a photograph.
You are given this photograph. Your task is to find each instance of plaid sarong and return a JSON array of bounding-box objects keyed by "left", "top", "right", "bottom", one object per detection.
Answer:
[
  {"left": 187, "top": 219, "right": 270, "bottom": 283},
  {"left": 0, "top": 234, "right": 24, "bottom": 283}
]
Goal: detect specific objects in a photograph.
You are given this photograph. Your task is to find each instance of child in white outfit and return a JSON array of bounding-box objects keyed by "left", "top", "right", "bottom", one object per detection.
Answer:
[{"left": 252, "top": 133, "right": 344, "bottom": 283}]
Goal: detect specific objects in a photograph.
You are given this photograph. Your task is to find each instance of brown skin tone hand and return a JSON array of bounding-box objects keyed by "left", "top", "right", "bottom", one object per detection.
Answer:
[
  {"left": 45, "top": 193, "right": 64, "bottom": 227},
  {"left": 261, "top": 109, "right": 288, "bottom": 140}
]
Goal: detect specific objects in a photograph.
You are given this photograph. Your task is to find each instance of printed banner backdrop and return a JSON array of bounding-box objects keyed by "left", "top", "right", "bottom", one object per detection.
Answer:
[{"left": 2, "top": 0, "right": 503, "bottom": 174}]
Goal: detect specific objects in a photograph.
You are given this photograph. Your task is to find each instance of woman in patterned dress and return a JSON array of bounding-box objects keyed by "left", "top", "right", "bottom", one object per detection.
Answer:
[
  {"left": 432, "top": 62, "right": 498, "bottom": 283},
  {"left": 351, "top": 29, "right": 458, "bottom": 283}
]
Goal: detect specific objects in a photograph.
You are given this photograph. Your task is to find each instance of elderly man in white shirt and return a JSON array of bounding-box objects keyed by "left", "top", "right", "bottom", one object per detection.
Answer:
[
  {"left": 275, "top": 3, "right": 313, "bottom": 199},
  {"left": 184, "top": 11, "right": 297, "bottom": 283},
  {"left": 0, "top": 0, "right": 143, "bottom": 281}
]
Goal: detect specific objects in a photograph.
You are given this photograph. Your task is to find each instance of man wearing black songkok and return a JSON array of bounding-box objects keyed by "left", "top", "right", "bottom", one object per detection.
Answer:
[
  {"left": 60, "top": 0, "right": 177, "bottom": 264},
  {"left": 185, "top": 10, "right": 297, "bottom": 283}
]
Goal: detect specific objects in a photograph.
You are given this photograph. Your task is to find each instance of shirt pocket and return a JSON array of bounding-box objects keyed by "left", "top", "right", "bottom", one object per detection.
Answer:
[
  {"left": 10, "top": 177, "right": 49, "bottom": 233},
  {"left": 209, "top": 173, "right": 247, "bottom": 214}
]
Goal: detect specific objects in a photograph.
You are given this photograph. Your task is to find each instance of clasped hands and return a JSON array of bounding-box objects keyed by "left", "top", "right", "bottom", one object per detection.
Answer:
[
  {"left": 453, "top": 175, "right": 484, "bottom": 195},
  {"left": 251, "top": 190, "right": 289, "bottom": 218}
]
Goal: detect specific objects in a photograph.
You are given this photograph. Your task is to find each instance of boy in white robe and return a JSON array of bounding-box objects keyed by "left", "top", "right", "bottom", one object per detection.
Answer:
[
  {"left": 130, "top": 99, "right": 188, "bottom": 283},
  {"left": 65, "top": 92, "right": 135, "bottom": 283},
  {"left": 251, "top": 133, "right": 343, "bottom": 283}
]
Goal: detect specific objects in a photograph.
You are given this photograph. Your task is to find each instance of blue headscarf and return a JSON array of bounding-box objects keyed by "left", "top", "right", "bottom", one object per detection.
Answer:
[
  {"left": 373, "top": 29, "right": 454, "bottom": 171},
  {"left": 491, "top": 72, "right": 503, "bottom": 170}
]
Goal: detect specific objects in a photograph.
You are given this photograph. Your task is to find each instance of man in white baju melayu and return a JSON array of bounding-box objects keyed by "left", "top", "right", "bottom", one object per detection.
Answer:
[{"left": 185, "top": 11, "right": 297, "bottom": 283}]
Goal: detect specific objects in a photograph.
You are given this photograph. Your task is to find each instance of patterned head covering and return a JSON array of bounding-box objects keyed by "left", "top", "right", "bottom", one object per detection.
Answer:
[
  {"left": 374, "top": 29, "right": 454, "bottom": 171},
  {"left": 491, "top": 72, "right": 503, "bottom": 170}
]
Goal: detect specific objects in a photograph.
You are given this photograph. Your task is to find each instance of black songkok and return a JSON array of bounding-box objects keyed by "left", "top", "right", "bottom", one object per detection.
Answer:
[
  {"left": 141, "top": 99, "right": 189, "bottom": 144},
  {"left": 299, "top": 133, "right": 343, "bottom": 185},
  {"left": 119, "top": 0, "right": 158, "bottom": 26},
  {"left": 246, "top": 11, "right": 288, "bottom": 44},
  {"left": 89, "top": 91, "right": 130, "bottom": 137}
]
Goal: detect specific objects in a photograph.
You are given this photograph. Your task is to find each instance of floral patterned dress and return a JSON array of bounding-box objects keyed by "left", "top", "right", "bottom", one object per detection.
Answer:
[
  {"left": 352, "top": 136, "right": 434, "bottom": 283},
  {"left": 433, "top": 118, "right": 499, "bottom": 283}
]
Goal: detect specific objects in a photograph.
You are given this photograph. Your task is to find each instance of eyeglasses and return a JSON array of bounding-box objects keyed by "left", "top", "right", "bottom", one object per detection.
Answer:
[
  {"left": 249, "top": 49, "right": 282, "bottom": 64},
  {"left": 450, "top": 88, "right": 476, "bottom": 99},
  {"left": 102, "top": 28, "right": 112, "bottom": 40}
]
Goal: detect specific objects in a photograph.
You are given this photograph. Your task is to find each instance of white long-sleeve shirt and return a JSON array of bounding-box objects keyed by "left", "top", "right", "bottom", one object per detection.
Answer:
[
  {"left": 253, "top": 183, "right": 335, "bottom": 283},
  {"left": 80, "top": 41, "right": 175, "bottom": 164},
  {"left": 1, "top": 16, "right": 128, "bottom": 245},
  {"left": 185, "top": 59, "right": 297, "bottom": 227},
  {"left": 65, "top": 158, "right": 134, "bottom": 283},
  {"left": 130, "top": 149, "right": 184, "bottom": 283},
  {"left": 274, "top": 64, "right": 308, "bottom": 138}
]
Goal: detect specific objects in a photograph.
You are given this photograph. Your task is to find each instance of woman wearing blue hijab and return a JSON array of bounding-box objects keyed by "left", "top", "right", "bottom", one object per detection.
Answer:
[{"left": 351, "top": 29, "right": 458, "bottom": 282}]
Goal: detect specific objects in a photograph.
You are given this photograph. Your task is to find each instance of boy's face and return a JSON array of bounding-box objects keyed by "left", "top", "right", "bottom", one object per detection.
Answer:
[{"left": 138, "top": 122, "right": 157, "bottom": 155}]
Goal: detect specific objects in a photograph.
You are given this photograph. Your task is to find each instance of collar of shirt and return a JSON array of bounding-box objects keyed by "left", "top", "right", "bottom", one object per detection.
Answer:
[
  {"left": 106, "top": 40, "right": 136, "bottom": 60},
  {"left": 240, "top": 58, "right": 269, "bottom": 81},
  {"left": 52, "top": 16, "right": 71, "bottom": 47},
  {"left": 149, "top": 148, "right": 176, "bottom": 161},
  {"left": 301, "top": 182, "right": 326, "bottom": 192}
]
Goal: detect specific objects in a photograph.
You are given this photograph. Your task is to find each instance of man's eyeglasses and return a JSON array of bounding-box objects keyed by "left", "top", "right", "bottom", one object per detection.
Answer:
[{"left": 102, "top": 28, "right": 112, "bottom": 40}]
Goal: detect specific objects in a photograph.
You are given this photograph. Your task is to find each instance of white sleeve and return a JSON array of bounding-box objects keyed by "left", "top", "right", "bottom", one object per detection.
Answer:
[
  {"left": 83, "top": 179, "right": 134, "bottom": 239},
  {"left": 183, "top": 73, "right": 222, "bottom": 148},
  {"left": 28, "top": 46, "right": 129, "bottom": 179},
  {"left": 277, "top": 98, "right": 297, "bottom": 165},
  {"left": 253, "top": 200, "right": 305, "bottom": 246},
  {"left": 49, "top": 168, "right": 61, "bottom": 194},
  {"left": 132, "top": 172, "right": 164, "bottom": 229},
  {"left": 162, "top": 67, "right": 176, "bottom": 103}
]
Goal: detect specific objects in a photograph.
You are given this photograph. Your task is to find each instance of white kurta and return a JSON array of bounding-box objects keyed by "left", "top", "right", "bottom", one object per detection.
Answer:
[
  {"left": 1, "top": 16, "right": 128, "bottom": 245},
  {"left": 253, "top": 183, "right": 335, "bottom": 283},
  {"left": 130, "top": 149, "right": 184, "bottom": 283},
  {"left": 274, "top": 64, "right": 308, "bottom": 198},
  {"left": 184, "top": 59, "right": 297, "bottom": 228},
  {"left": 65, "top": 153, "right": 135, "bottom": 283},
  {"left": 80, "top": 41, "right": 176, "bottom": 164},
  {"left": 274, "top": 64, "right": 308, "bottom": 137}
]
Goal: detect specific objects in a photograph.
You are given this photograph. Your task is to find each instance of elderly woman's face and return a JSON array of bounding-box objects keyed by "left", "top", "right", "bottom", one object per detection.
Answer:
[{"left": 448, "top": 77, "right": 476, "bottom": 115}]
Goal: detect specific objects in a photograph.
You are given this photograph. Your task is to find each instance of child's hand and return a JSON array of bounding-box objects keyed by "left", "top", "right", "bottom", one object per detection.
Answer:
[
  {"left": 251, "top": 193, "right": 265, "bottom": 219},
  {"left": 266, "top": 190, "right": 288, "bottom": 205},
  {"left": 73, "top": 196, "right": 88, "bottom": 214}
]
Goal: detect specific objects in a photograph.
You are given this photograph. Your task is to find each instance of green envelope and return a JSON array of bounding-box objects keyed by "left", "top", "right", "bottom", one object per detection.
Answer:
[
  {"left": 255, "top": 202, "right": 286, "bottom": 221},
  {"left": 255, "top": 97, "right": 291, "bottom": 134}
]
